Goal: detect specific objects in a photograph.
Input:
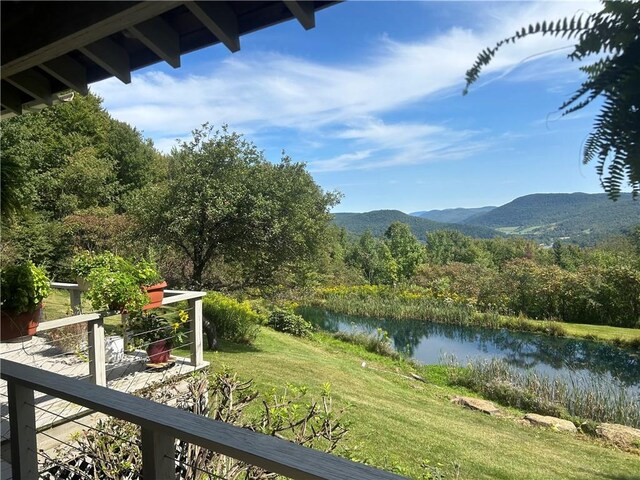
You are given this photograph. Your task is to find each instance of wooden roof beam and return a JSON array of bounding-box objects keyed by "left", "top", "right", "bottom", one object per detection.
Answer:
[
  {"left": 186, "top": 1, "right": 240, "bottom": 53},
  {"left": 1, "top": 2, "right": 181, "bottom": 79},
  {"left": 80, "top": 38, "right": 131, "bottom": 84},
  {"left": 40, "top": 55, "right": 89, "bottom": 96},
  {"left": 284, "top": 1, "right": 316, "bottom": 30},
  {"left": 1, "top": 82, "right": 24, "bottom": 115},
  {"left": 128, "top": 17, "right": 181, "bottom": 69},
  {"left": 6, "top": 69, "right": 53, "bottom": 106}
]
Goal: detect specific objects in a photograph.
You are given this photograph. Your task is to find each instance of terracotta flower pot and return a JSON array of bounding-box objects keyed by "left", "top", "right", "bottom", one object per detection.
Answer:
[
  {"left": 142, "top": 281, "right": 167, "bottom": 311},
  {"left": 146, "top": 339, "right": 171, "bottom": 363},
  {"left": 1, "top": 304, "right": 42, "bottom": 341}
]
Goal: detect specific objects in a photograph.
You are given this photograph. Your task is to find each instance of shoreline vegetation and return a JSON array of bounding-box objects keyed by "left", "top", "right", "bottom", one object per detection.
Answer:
[{"left": 306, "top": 285, "right": 640, "bottom": 350}]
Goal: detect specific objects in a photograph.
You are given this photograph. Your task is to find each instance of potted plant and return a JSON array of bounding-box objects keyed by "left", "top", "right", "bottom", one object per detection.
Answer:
[
  {"left": 1, "top": 261, "right": 51, "bottom": 341},
  {"left": 133, "top": 259, "right": 167, "bottom": 310},
  {"left": 81, "top": 253, "right": 166, "bottom": 313},
  {"left": 127, "top": 309, "right": 189, "bottom": 364},
  {"left": 70, "top": 251, "right": 121, "bottom": 291}
]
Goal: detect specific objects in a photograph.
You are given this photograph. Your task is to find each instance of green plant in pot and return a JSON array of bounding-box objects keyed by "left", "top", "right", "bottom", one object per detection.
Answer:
[
  {"left": 1, "top": 261, "right": 51, "bottom": 341},
  {"left": 127, "top": 309, "right": 189, "bottom": 364},
  {"left": 81, "top": 253, "right": 166, "bottom": 313},
  {"left": 71, "top": 251, "right": 121, "bottom": 291}
]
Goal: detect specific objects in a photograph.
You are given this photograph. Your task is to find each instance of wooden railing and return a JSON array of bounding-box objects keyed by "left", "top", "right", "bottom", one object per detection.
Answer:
[
  {"left": 48, "top": 283, "right": 207, "bottom": 386},
  {"left": 1, "top": 359, "right": 405, "bottom": 479}
]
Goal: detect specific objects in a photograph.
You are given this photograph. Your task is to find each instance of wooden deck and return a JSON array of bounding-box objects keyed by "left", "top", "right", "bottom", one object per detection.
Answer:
[{"left": 0, "top": 335, "right": 209, "bottom": 445}]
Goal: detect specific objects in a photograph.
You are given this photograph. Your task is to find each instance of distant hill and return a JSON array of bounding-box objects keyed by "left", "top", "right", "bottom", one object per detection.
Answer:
[
  {"left": 463, "top": 192, "right": 639, "bottom": 244},
  {"left": 332, "top": 210, "right": 501, "bottom": 240},
  {"left": 410, "top": 206, "right": 496, "bottom": 224}
]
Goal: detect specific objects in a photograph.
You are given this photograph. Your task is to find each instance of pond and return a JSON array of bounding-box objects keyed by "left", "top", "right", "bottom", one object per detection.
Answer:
[{"left": 299, "top": 307, "right": 640, "bottom": 391}]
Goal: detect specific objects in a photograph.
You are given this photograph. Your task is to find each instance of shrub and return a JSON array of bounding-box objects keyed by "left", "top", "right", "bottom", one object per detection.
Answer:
[
  {"left": 267, "top": 309, "right": 313, "bottom": 337},
  {"left": 203, "top": 292, "right": 260, "bottom": 344}
]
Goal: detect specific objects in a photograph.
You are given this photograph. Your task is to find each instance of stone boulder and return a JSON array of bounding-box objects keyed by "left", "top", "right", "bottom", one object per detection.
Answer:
[
  {"left": 596, "top": 423, "right": 640, "bottom": 448},
  {"left": 451, "top": 396, "right": 500, "bottom": 415},
  {"left": 524, "top": 413, "right": 577, "bottom": 433}
]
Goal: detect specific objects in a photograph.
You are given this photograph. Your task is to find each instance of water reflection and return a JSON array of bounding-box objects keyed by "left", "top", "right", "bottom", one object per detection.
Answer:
[{"left": 299, "top": 307, "right": 640, "bottom": 388}]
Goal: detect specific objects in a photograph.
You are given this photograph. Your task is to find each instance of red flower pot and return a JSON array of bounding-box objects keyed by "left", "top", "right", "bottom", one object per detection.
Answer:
[
  {"left": 1, "top": 305, "right": 42, "bottom": 341},
  {"left": 146, "top": 339, "right": 171, "bottom": 363},
  {"left": 142, "top": 281, "right": 167, "bottom": 311}
]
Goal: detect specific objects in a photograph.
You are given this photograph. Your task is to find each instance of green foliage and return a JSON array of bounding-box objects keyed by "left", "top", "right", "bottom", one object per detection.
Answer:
[
  {"left": 0, "top": 212, "right": 73, "bottom": 272},
  {"left": 426, "top": 229, "right": 487, "bottom": 266},
  {"left": 465, "top": 1, "right": 640, "bottom": 198},
  {"left": 202, "top": 292, "right": 261, "bottom": 344},
  {"left": 86, "top": 266, "right": 148, "bottom": 312},
  {"left": 64, "top": 208, "right": 134, "bottom": 253},
  {"left": 0, "top": 261, "right": 51, "bottom": 313},
  {"left": 347, "top": 231, "right": 399, "bottom": 285},
  {"left": 127, "top": 309, "right": 189, "bottom": 346},
  {"left": 384, "top": 222, "right": 426, "bottom": 280},
  {"left": 0, "top": 94, "right": 160, "bottom": 279},
  {"left": 128, "top": 124, "right": 339, "bottom": 288},
  {"left": 80, "top": 252, "right": 162, "bottom": 312},
  {"left": 267, "top": 309, "right": 313, "bottom": 337},
  {"left": 71, "top": 251, "right": 122, "bottom": 278}
]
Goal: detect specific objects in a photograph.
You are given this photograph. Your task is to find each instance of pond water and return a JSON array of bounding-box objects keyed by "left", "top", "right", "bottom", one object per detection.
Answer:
[{"left": 299, "top": 307, "right": 640, "bottom": 391}]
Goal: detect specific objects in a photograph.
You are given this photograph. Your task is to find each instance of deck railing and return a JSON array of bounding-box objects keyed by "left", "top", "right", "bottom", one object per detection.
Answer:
[
  {"left": 49, "top": 283, "right": 207, "bottom": 386},
  {"left": 1, "top": 359, "right": 404, "bottom": 480}
]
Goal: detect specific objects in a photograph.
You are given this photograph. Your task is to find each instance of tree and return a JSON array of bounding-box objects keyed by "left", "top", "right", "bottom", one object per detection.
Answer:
[
  {"left": 465, "top": 1, "right": 640, "bottom": 199},
  {"left": 128, "top": 125, "right": 339, "bottom": 288},
  {"left": 383, "top": 222, "right": 426, "bottom": 281},
  {"left": 426, "top": 230, "right": 482, "bottom": 265},
  {"left": 347, "top": 231, "right": 398, "bottom": 285}
]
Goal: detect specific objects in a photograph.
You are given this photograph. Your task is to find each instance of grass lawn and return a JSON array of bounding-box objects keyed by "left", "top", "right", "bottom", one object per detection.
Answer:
[
  {"left": 195, "top": 327, "right": 640, "bottom": 479},
  {"left": 561, "top": 322, "right": 640, "bottom": 343}
]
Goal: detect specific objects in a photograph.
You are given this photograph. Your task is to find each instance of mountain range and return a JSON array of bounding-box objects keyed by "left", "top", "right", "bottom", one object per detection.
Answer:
[
  {"left": 411, "top": 206, "right": 496, "bottom": 224},
  {"left": 333, "top": 193, "right": 639, "bottom": 244},
  {"left": 332, "top": 210, "right": 501, "bottom": 241}
]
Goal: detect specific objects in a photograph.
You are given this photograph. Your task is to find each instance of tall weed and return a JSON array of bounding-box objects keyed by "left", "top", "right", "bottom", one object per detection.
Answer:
[{"left": 446, "top": 357, "right": 640, "bottom": 428}]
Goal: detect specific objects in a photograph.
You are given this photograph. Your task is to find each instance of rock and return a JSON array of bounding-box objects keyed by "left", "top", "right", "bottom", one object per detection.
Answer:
[
  {"left": 410, "top": 373, "right": 426, "bottom": 383},
  {"left": 524, "top": 413, "right": 577, "bottom": 433},
  {"left": 596, "top": 423, "right": 640, "bottom": 448},
  {"left": 451, "top": 396, "right": 500, "bottom": 415}
]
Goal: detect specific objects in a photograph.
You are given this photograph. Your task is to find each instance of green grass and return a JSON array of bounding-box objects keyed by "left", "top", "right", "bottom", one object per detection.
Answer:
[
  {"left": 193, "top": 327, "right": 640, "bottom": 479},
  {"left": 43, "top": 289, "right": 122, "bottom": 333},
  {"left": 561, "top": 322, "right": 640, "bottom": 344}
]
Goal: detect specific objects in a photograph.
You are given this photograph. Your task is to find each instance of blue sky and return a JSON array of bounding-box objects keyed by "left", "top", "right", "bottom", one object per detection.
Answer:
[{"left": 92, "top": 0, "right": 605, "bottom": 213}]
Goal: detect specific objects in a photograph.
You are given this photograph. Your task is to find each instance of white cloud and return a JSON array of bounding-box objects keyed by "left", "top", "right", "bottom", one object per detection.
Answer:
[{"left": 92, "top": 0, "right": 599, "bottom": 171}]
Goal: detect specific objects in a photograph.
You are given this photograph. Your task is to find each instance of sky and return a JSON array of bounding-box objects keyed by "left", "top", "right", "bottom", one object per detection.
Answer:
[{"left": 92, "top": 0, "right": 606, "bottom": 213}]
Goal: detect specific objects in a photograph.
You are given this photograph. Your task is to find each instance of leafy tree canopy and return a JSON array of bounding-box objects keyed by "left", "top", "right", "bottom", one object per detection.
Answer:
[
  {"left": 128, "top": 124, "right": 340, "bottom": 288},
  {"left": 465, "top": 0, "right": 640, "bottom": 199}
]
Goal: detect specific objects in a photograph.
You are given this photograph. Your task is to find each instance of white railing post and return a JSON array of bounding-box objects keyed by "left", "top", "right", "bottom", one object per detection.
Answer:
[
  {"left": 7, "top": 381, "right": 38, "bottom": 479},
  {"left": 188, "top": 297, "right": 203, "bottom": 367},
  {"left": 70, "top": 289, "right": 82, "bottom": 314},
  {"left": 141, "top": 427, "right": 176, "bottom": 479},
  {"left": 88, "top": 317, "right": 106, "bottom": 386}
]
